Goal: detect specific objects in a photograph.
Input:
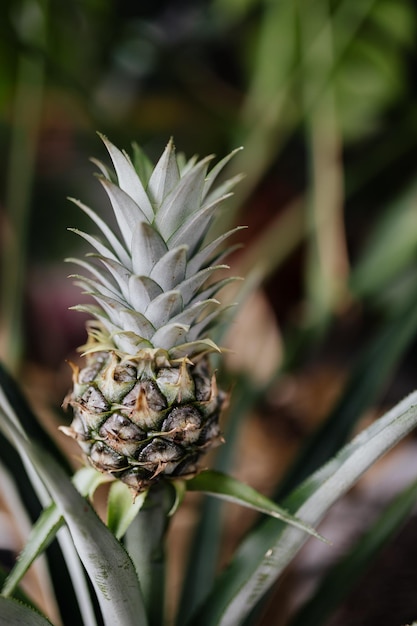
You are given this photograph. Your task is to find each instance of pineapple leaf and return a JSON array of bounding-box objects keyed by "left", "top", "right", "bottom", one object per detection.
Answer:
[
  {"left": 202, "top": 147, "right": 243, "bottom": 199},
  {"left": 168, "top": 298, "right": 220, "bottom": 329},
  {"left": 168, "top": 338, "right": 221, "bottom": 359},
  {"left": 186, "top": 304, "right": 236, "bottom": 341},
  {"left": 186, "top": 226, "right": 247, "bottom": 277},
  {"left": 155, "top": 156, "right": 213, "bottom": 240},
  {"left": 1, "top": 502, "right": 62, "bottom": 598},
  {"left": 131, "top": 222, "right": 168, "bottom": 276},
  {"left": 118, "top": 309, "right": 155, "bottom": 340},
  {"left": 2, "top": 467, "right": 107, "bottom": 599},
  {"left": 147, "top": 137, "right": 180, "bottom": 206},
  {"left": 68, "top": 229, "right": 122, "bottom": 266},
  {"left": 0, "top": 597, "right": 54, "bottom": 626},
  {"left": 95, "top": 256, "right": 132, "bottom": 301},
  {"left": 131, "top": 142, "right": 154, "bottom": 186},
  {"left": 189, "top": 276, "right": 242, "bottom": 305},
  {"left": 99, "top": 133, "right": 154, "bottom": 222},
  {"left": 66, "top": 257, "right": 122, "bottom": 298},
  {"left": 128, "top": 275, "right": 163, "bottom": 311},
  {"left": 177, "top": 153, "right": 199, "bottom": 175},
  {"left": 90, "top": 157, "right": 112, "bottom": 180},
  {"left": 68, "top": 197, "right": 130, "bottom": 267},
  {"left": 144, "top": 289, "right": 183, "bottom": 327},
  {"left": 188, "top": 392, "right": 417, "bottom": 626},
  {"left": 187, "top": 470, "right": 325, "bottom": 542},
  {"left": 0, "top": 398, "right": 148, "bottom": 626},
  {"left": 99, "top": 178, "right": 151, "bottom": 248},
  {"left": 70, "top": 273, "right": 128, "bottom": 305},
  {"left": 150, "top": 245, "right": 188, "bottom": 291},
  {"left": 168, "top": 194, "right": 233, "bottom": 255},
  {"left": 204, "top": 173, "right": 246, "bottom": 206},
  {"left": 177, "top": 265, "right": 229, "bottom": 305},
  {"left": 107, "top": 481, "right": 148, "bottom": 540},
  {"left": 151, "top": 323, "right": 189, "bottom": 350},
  {"left": 290, "top": 476, "right": 417, "bottom": 626}
]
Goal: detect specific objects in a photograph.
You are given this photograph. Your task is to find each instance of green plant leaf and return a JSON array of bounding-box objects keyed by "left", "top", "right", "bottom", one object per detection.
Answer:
[
  {"left": 187, "top": 391, "right": 417, "bottom": 626},
  {"left": 2, "top": 503, "right": 61, "bottom": 598},
  {"left": 177, "top": 374, "right": 261, "bottom": 626},
  {"left": 187, "top": 470, "right": 325, "bottom": 542},
  {"left": 0, "top": 596, "right": 54, "bottom": 626},
  {"left": 0, "top": 397, "right": 148, "bottom": 626},
  {"left": 2, "top": 466, "right": 108, "bottom": 598},
  {"left": 0, "top": 368, "right": 95, "bottom": 626},
  {"left": 290, "top": 476, "right": 417, "bottom": 626},
  {"left": 107, "top": 480, "right": 147, "bottom": 540}
]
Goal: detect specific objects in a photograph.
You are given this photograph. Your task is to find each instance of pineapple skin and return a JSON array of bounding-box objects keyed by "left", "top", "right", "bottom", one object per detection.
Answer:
[{"left": 63, "top": 349, "right": 225, "bottom": 493}]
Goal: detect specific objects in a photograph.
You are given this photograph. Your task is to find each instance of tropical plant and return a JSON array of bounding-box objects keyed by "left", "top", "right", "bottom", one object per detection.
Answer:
[{"left": 1, "top": 135, "right": 417, "bottom": 626}]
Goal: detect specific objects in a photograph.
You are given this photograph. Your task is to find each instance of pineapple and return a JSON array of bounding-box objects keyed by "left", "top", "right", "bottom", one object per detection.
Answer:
[{"left": 61, "top": 135, "right": 242, "bottom": 494}]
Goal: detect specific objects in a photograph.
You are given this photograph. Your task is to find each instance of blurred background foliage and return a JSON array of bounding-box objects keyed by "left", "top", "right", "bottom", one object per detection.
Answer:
[{"left": 2, "top": 0, "right": 417, "bottom": 624}]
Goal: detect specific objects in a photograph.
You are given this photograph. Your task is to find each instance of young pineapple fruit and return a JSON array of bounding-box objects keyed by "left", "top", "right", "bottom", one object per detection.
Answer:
[{"left": 62, "top": 135, "right": 242, "bottom": 494}]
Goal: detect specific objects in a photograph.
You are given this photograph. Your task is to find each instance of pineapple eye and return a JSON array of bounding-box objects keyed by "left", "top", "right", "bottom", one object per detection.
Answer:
[
  {"left": 162, "top": 406, "right": 203, "bottom": 445},
  {"left": 90, "top": 441, "right": 127, "bottom": 471},
  {"left": 99, "top": 413, "right": 144, "bottom": 442},
  {"left": 81, "top": 386, "right": 109, "bottom": 413}
]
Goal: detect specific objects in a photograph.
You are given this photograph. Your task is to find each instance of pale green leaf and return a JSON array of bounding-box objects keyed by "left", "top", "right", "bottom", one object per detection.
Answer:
[
  {"left": 202, "top": 147, "right": 243, "bottom": 199},
  {"left": 128, "top": 275, "right": 162, "bottom": 312},
  {"left": 151, "top": 323, "right": 189, "bottom": 350},
  {"left": 168, "top": 195, "right": 232, "bottom": 256},
  {"left": 144, "top": 290, "right": 183, "bottom": 328},
  {"left": 118, "top": 309, "right": 155, "bottom": 340},
  {"left": 2, "top": 503, "right": 61, "bottom": 598},
  {"left": 99, "top": 178, "right": 150, "bottom": 249},
  {"left": 68, "top": 197, "right": 131, "bottom": 268},
  {"left": 169, "top": 480, "right": 187, "bottom": 516},
  {"left": 107, "top": 481, "right": 147, "bottom": 540},
  {"left": 0, "top": 403, "right": 148, "bottom": 626},
  {"left": 99, "top": 133, "right": 154, "bottom": 221},
  {"left": 131, "top": 142, "right": 154, "bottom": 186},
  {"left": 66, "top": 257, "right": 122, "bottom": 300},
  {"left": 186, "top": 226, "right": 247, "bottom": 277},
  {"left": 150, "top": 246, "right": 187, "bottom": 291},
  {"left": 0, "top": 596, "right": 54, "bottom": 626},
  {"left": 177, "top": 265, "right": 229, "bottom": 305},
  {"left": 291, "top": 477, "right": 417, "bottom": 626},
  {"left": 131, "top": 222, "right": 167, "bottom": 276},
  {"left": 155, "top": 157, "right": 212, "bottom": 240},
  {"left": 189, "top": 391, "right": 417, "bottom": 626},
  {"left": 187, "top": 470, "right": 325, "bottom": 542},
  {"left": 68, "top": 229, "right": 121, "bottom": 267},
  {"left": 2, "top": 467, "right": 110, "bottom": 598},
  {"left": 147, "top": 137, "right": 180, "bottom": 206}
]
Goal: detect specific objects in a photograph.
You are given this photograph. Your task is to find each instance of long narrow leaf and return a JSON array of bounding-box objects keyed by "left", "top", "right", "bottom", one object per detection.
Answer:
[
  {"left": 2, "top": 467, "right": 107, "bottom": 598},
  {"left": 0, "top": 596, "right": 54, "bottom": 626},
  {"left": 187, "top": 470, "right": 324, "bottom": 541},
  {"left": 188, "top": 391, "right": 417, "bottom": 626},
  {"left": 290, "top": 477, "right": 417, "bottom": 626},
  {"left": 2, "top": 504, "right": 61, "bottom": 598},
  {"left": 0, "top": 367, "right": 90, "bottom": 626},
  {"left": 177, "top": 375, "right": 261, "bottom": 625},
  {"left": 0, "top": 399, "right": 148, "bottom": 626}
]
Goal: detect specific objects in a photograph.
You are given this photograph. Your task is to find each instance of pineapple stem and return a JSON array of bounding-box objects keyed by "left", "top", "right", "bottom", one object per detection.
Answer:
[{"left": 124, "top": 483, "right": 173, "bottom": 625}]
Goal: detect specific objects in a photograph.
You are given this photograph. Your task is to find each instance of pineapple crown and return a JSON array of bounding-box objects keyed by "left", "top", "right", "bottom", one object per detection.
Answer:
[{"left": 68, "top": 134, "right": 243, "bottom": 360}]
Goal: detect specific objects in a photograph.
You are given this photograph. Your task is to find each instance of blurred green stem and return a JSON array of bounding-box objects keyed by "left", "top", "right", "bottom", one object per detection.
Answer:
[
  {"left": 299, "top": 0, "right": 349, "bottom": 325},
  {"left": 1, "top": 0, "right": 47, "bottom": 371}
]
